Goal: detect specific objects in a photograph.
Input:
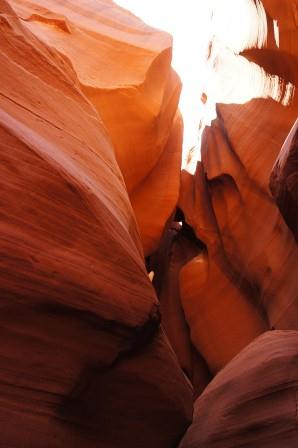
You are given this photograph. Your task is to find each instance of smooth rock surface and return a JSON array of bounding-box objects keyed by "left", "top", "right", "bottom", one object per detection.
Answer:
[
  {"left": 152, "top": 222, "right": 211, "bottom": 396},
  {"left": 0, "top": 1, "right": 192, "bottom": 446},
  {"left": 10, "top": 0, "right": 182, "bottom": 255},
  {"left": 178, "top": 0, "right": 298, "bottom": 376},
  {"left": 1, "top": 0, "right": 298, "bottom": 446},
  {"left": 179, "top": 330, "right": 298, "bottom": 448}
]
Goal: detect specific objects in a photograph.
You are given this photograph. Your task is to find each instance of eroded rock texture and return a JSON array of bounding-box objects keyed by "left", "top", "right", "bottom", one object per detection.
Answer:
[
  {"left": 1, "top": 0, "right": 298, "bottom": 446},
  {"left": 152, "top": 222, "right": 211, "bottom": 397},
  {"left": 0, "top": 1, "right": 192, "bottom": 446},
  {"left": 179, "top": 330, "right": 298, "bottom": 448},
  {"left": 10, "top": 0, "right": 182, "bottom": 256},
  {"left": 175, "top": 0, "right": 298, "bottom": 378}
]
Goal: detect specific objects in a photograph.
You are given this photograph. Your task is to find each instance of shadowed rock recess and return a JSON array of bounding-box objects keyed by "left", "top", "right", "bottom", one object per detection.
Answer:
[{"left": 0, "top": 0, "right": 297, "bottom": 447}]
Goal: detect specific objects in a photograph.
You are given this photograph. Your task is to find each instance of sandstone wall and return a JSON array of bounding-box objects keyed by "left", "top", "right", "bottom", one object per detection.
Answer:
[{"left": 0, "top": 1, "right": 192, "bottom": 446}]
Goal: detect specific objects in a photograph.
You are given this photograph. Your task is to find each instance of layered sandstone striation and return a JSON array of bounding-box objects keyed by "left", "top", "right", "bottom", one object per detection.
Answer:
[
  {"left": 174, "top": 0, "right": 298, "bottom": 444},
  {"left": 0, "top": 1, "right": 192, "bottom": 446},
  {"left": 1, "top": 0, "right": 298, "bottom": 446},
  {"left": 179, "top": 330, "right": 298, "bottom": 448},
  {"left": 10, "top": 0, "right": 182, "bottom": 255},
  {"left": 175, "top": 0, "right": 298, "bottom": 377}
]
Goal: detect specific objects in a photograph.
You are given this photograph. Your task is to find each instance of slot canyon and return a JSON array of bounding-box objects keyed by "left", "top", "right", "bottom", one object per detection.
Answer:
[{"left": 0, "top": 0, "right": 297, "bottom": 447}]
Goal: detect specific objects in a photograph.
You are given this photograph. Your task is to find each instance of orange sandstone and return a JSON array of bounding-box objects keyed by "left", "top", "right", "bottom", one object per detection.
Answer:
[
  {"left": 10, "top": 0, "right": 182, "bottom": 255},
  {"left": 0, "top": 1, "right": 192, "bottom": 446}
]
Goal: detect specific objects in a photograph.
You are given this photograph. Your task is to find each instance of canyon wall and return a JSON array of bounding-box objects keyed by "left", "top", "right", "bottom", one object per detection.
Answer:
[
  {"left": 0, "top": 1, "right": 192, "bottom": 446},
  {"left": 180, "top": 330, "right": 298, "bottom": 448},
  {"left": 0, "top": 0, "right": 297, "bottom": 447},
  {"left": 173, "top": 0, "right": 298, "bottom": 375},
  {"left": 149, "top": 7, "right": 298, "bottom": 419},
  {"left": 10, "top": 0, "right": 182, "bottom": 256},
  {"left": 177, "top": 0, "right": 298, "bottom": 445}
]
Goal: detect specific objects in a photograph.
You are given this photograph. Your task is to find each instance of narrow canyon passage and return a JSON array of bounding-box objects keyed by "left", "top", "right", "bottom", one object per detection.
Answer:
[{"left": 0, "top": 0, "right": 297, "bottom": 447}]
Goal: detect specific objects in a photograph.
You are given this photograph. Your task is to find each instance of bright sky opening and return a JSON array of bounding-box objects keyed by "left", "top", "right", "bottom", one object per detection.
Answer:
[
  {"left": 114, "top": 0, "right": 213, "bottom": 163},
  {"left": 114, "top": 1, "right": 293, "bottom": 170}
]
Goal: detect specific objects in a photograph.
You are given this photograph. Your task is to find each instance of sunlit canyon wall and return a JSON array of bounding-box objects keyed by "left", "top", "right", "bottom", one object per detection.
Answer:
[{"left": 0, "top": 0, "right": 297, "bottom": 447}]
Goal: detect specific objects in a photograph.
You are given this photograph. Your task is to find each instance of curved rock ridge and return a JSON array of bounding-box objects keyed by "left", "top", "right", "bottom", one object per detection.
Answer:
[
  {"left": 179, "top": 330, "right": 298, "bottom": 448},
  {"left": 151, "top": 222, "right": 212, "bottom": 397},
  {"left": 270, "top": 119, "right": 298, "bottom": 243},
  {"left": 174, "top": 0, "right": 298, "bottom": 377},
  {"left": 1, "top": 0, "right": 298, "bottom": 445},
  {"left": 10, "top": 0, "right": 182, "bottom": 255},
  {"left": 0, "top": 1, "right": 192, "bottom": 446}
]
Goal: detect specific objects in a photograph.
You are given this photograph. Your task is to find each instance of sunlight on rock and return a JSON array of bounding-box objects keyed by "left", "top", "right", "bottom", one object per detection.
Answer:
[
  {"left": 1, "top": 0, "right": 298, "bottom": 445},
  {"left": 114, "top": 0, "right": 295, "bottom": 171},
  {"left": 208, "top": 44, "right": 295, "bottom": 105},
  {"left": 114, "top": 0, "right": 213, "bottom": 163}
]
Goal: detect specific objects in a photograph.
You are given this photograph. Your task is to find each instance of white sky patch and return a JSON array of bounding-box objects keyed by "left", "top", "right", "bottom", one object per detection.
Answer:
[
  {"left": 114, "top": 0, "right": 213, "bottom": 162},
  {"left": 113, "top": 1, "right": 288, "bottom": 170},
  {"left": 273, "top": 20, "right": 280, "bottom": 48}
]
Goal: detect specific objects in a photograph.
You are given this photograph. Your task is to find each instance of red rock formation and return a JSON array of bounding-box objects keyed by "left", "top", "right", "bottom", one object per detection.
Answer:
[
  {"left": 1, "top": 0, "right": 298, "bottom": 445},
  {"left": 10, "top": 0, "right": 182, "bottom": 255},
  {"left": 179, "top": 330, "right": 298, "bottom": 448},
  {"left": 177, "top": 0, "right": 298, "bottom": 376},
  {"left": 262, "top": 0, "right": 298, "bottom": 57},
  {"left": 0, "top": 1, "right": 192, "bottom": 446},
  {"left": 270, "top": 119, "right": 298, "bottom": 243},
  {"left": 152, "top": 222, "right": 211, "bottom": 396}
]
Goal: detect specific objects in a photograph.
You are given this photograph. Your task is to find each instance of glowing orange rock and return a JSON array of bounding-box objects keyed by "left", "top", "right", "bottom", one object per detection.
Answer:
[
  {"left": 152, "top": 224, "right": 211, "bottom": 395},
  {"left": 179, "top": 330, "right": 298, "bottom": 448},
  {"left": 10, "top": 0, "right": 182, "bottom": 255},
  {"left": 178, "top": 165, "right": 268, "bottom": 374},
  {"left": 262, "top": 0, "right": 298, "bottom": 57},
  {"left": 179, "top": 250, "right": 267, "bottom": 374},
  {"left": 0, "top": 1, "right": 192, "bottom": 446},
  {"left": 131, "top": 112, "right": 183, "bottom": 254},
  {"left": 178, "top": 0, "right": 298, "bottom": 376}
]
